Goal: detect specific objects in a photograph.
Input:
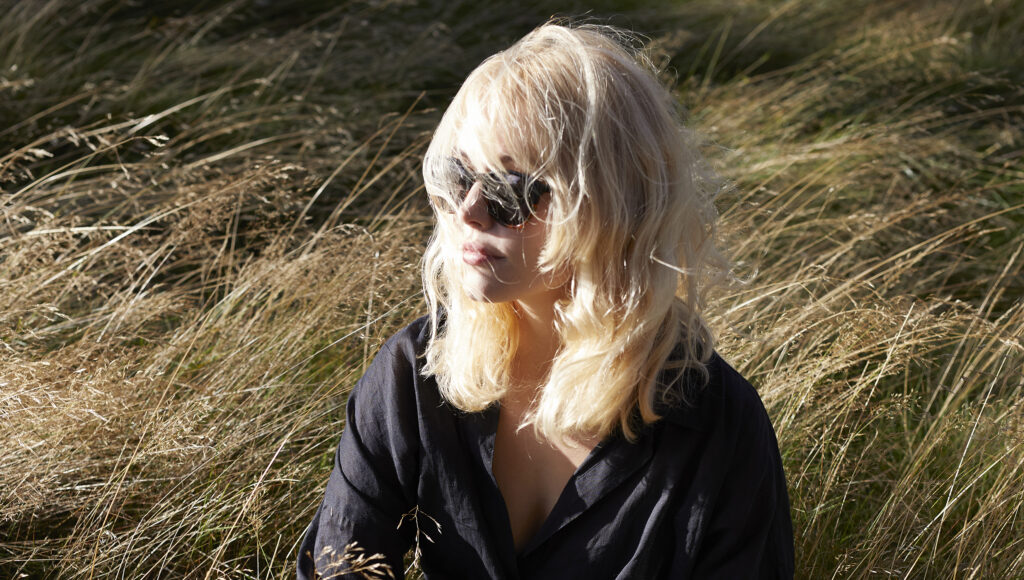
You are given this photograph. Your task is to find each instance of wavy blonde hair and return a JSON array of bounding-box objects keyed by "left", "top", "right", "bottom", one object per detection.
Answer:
[{"left": 421, "top": 22, "right": 728, "bottom": 442}]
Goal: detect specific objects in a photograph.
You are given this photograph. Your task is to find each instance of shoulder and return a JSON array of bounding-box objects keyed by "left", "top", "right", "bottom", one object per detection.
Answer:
[
  {"left": 347, "top": 315, "right": 434, "bottom": 424},
  {"left": 357, "top": 315, "right": 431, "bottom": 388},
  {"left": 660, "top": 353, "right": 773, "bottom": 435},
  {"left": 373, "top": 314, "right": 432, "bottom": 367}
]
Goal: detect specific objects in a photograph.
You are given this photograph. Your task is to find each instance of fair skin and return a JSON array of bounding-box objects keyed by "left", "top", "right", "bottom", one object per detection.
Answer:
[{"left": 452, "top": 152, "right": 599, "bottom": 552}]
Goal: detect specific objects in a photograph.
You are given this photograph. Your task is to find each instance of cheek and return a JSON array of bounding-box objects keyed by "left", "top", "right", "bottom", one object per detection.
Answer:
[
  {"left": 515, "top": 224, "right": 546, "bottom": 267},
  {"left": 527, "top": 225, "right": 573, "bottom": 289},
  {"left": 436, "top": 218, "right": 465, "bottom": 248}
]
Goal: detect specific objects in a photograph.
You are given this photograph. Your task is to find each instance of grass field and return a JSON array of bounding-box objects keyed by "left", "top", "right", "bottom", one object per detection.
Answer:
[{"left": 1, "top": 0, "right": 1022, "bottom": 577}]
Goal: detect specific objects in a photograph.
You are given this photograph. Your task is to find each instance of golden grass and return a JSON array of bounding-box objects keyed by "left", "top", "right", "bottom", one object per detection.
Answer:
[{"left": 1, "top": 0, "right": 1022, "bottom": 577}]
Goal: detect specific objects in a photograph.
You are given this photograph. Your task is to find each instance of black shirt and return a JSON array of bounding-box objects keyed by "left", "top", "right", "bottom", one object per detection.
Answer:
[{"left": 298, "top": 317, "right": 794, "bottom": 579}]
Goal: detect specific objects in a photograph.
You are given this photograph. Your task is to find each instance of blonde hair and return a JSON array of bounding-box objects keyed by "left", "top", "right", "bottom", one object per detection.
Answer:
[{"left": 421, "top": 22, "right": 728, "bottom": 442}]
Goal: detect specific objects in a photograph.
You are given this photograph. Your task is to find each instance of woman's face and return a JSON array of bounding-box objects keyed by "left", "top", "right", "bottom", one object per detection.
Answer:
[{"left": 441, "top": 150, "right": 567, "bottom": 311}]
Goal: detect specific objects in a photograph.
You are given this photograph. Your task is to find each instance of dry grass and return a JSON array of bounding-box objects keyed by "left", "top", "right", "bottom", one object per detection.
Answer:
[{"left": 1, "top": 0, "right": 1022, "bottom": 578}]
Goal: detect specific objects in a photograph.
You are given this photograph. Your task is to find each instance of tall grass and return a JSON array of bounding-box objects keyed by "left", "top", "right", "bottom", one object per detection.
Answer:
[{"left": 1, "top": 0, "right": 1021, "bottom": 577}]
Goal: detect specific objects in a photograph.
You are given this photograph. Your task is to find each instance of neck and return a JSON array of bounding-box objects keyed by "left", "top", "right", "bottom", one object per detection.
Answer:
[{"left": 509, "top": 294, "right": 562, "bottom": 392}]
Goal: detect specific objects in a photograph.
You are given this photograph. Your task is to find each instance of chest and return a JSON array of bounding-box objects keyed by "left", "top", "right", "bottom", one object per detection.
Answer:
[
  {"left": 490, "top": 405, "right": 598, "bottom": 552},
  {"left": 415, "top": 404, "right": 710, "bottom": 579}
]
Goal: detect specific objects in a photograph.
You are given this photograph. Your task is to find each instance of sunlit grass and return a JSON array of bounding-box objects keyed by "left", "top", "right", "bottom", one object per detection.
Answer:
[{"left": 1, "top": 0, "right": 1021, "bottom": 578}]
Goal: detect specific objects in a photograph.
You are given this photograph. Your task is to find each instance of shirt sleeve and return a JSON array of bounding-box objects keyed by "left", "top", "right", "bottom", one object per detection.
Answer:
[
  {"left": 298, "top": 335, "right": 422, "bottom": 580},
  {"left": 688, "top": 365, "right": 795, "bottom": 579}
]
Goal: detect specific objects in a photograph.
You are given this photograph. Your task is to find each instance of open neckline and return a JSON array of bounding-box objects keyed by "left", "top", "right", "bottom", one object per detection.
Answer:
[
  {"left": 465, "top": 403, "right": 651, "bottom": 560},
  {"left": 489, "top": 413, "right": 602, "bottom": 553}
]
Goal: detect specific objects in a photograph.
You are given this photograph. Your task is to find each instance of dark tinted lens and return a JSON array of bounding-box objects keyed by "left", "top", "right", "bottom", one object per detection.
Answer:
[
  {"left": 429, "top": 158, "right": 472, "bottom": 213},
  {"left": 442, "top": 158, "right": 549, "bottom": 227},
  {"left": 479, "top": 175, "right": 527, "bottom": 227},
  {"left": 451, "top": 159, "right": 474, "bottom": 199},
  {"left": 483, "top": 171, "right": 550, "bottom": 227}
]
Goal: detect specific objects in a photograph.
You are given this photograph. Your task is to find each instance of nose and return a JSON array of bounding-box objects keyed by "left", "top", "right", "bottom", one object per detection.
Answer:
[{"left": 456, "top": 181, "right": 493, "bottom": 230}]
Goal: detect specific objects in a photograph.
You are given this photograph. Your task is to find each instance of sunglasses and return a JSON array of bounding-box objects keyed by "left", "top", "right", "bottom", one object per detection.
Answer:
[{"left": 434, "top": 158, "right": 550, "bottom": 228}]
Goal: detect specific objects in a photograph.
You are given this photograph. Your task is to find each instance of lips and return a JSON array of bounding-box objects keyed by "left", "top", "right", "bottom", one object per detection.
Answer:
[{"left": 462, "top": 242, "right": 501, "bottom": 266}]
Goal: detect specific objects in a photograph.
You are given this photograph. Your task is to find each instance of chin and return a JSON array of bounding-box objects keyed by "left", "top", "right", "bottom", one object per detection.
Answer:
[
  {"left": 464, "top": 283, "right": 515, "bottom": 304},
  {"left": 460, "top": 270, "right": 518, "bottom": 304}
]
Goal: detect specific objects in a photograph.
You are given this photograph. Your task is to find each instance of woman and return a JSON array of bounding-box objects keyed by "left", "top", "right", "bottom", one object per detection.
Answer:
[{"left": 299, "top": 22, "right": 793, "bottom": 580}]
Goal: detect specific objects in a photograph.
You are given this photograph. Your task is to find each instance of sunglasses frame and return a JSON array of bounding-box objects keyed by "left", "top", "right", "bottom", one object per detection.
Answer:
[{"left": 436, "top": 158, "right": 551, "bottom": 229}]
